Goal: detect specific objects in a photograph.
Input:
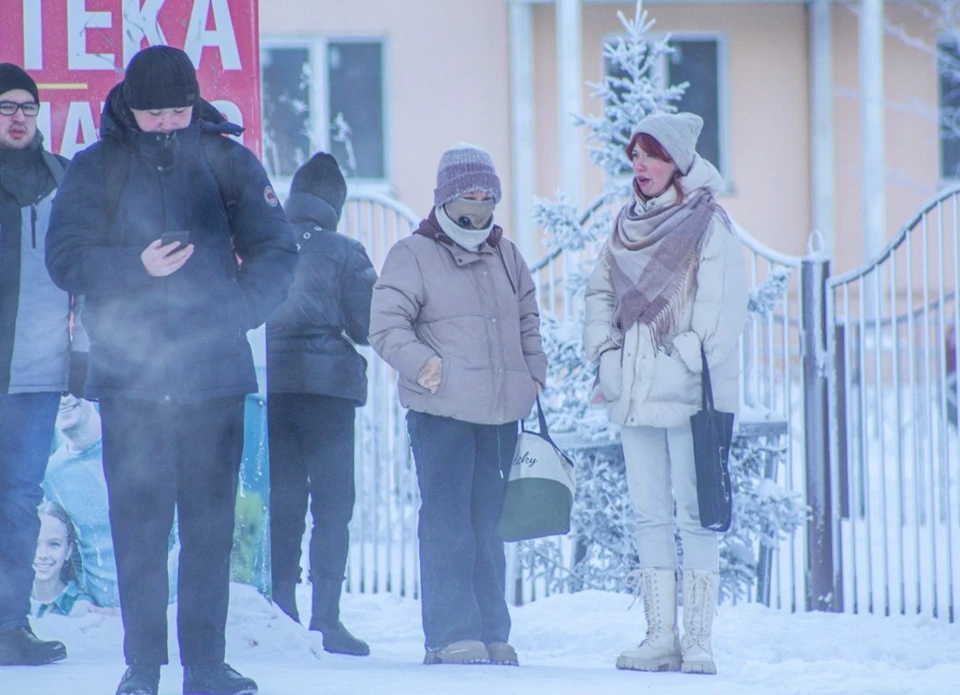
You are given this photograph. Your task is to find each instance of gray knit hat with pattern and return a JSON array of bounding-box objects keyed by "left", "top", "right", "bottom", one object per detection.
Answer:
[
  {"left": 433, "top": 142, "right": 502, "bottom": 207},
  {"left": 633, "top": 112, "right": 703, "bottom": 175}
]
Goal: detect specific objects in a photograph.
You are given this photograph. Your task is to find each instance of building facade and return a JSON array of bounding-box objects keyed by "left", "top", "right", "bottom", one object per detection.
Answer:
[{"left": 260, "top": 0, "right": 946, "bottom": 273}]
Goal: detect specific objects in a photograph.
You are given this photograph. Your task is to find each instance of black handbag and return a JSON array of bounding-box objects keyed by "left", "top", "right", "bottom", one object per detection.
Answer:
[{"left": 689, "top": 343, "right": 735, "bottom": 532}]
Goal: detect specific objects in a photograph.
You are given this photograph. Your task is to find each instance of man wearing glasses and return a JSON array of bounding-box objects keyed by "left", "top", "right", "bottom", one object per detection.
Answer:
[{"left": 0, "top": 63, "right": 71, "bottom": 666}]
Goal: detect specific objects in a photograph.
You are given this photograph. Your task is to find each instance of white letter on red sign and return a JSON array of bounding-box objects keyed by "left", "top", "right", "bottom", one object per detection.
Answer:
[
  {"left": 184, "top": 0, "right": 241, "bottom": 70},
  {"left": 23, "top": 0, "right": 43, "bottom": 69},
  {"left": 122, "top": 0, "right": 168, "bottom": 68},
  {"left": 211, "top": 100, "right": 243, "bottom": 143},
  {"left": 67, "top": 0, "right": 116, "bottom": 70},
  {"left": 60, "top": 101, "right": 99, "bottom": 159}
]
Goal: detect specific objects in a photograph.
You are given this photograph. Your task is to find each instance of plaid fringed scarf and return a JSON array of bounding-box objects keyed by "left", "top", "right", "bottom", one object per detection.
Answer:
[{"left": 607, "top": 188, "right": 720, "bottom": 350}]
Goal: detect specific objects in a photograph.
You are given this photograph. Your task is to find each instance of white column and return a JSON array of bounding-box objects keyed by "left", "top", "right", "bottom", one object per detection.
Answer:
[
  {"left": 860, "top": 0, "right": 885, "bottom": 262},
  {"left": 810, "top": 0, "right": 835, "bottom": 259},
  {"left": 509, "top": 1, "right": 538, "bottom": 263},
  {"left": 557, "top": 0, "right": 583, "bottom": 209}
]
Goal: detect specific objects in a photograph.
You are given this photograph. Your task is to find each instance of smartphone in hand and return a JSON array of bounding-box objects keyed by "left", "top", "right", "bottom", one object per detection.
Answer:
[{"left": 160, "top": 231, "right": 190, "bottom": 254}]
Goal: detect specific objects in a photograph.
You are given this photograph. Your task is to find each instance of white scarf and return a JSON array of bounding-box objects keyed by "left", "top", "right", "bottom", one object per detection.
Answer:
[{"left": 435, "top": 205, "right": 493, "bottom": 252}]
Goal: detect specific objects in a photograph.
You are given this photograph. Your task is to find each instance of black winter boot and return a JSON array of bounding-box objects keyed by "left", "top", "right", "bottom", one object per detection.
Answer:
[
  {"left": 116, "top": 664, "right": 161, "bottom": 695},
  {"left": 183, "top": 662, "right": 257, "bottom": 695},
  {"left": 271, "top": 579, "right": 300, "bottom": 623},
  {"left": 308, "top": 579, "right": 370, "bottom": 656},
  {"left": 0, "top": 624, "right": 67, "bottom": 665}
]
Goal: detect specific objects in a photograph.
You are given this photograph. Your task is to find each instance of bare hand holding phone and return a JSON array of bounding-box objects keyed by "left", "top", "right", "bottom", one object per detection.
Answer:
[{"left": 142, "top": 233, "right": 194, "bottom": 277}]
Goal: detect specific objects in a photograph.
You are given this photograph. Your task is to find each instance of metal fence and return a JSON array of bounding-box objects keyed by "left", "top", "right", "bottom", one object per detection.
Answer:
[
  {"left": 824, "top": 185, "right": 960, "bottom": 622},
  {"left": 337, "top": 188, "right": 960, "bottom": 622}
]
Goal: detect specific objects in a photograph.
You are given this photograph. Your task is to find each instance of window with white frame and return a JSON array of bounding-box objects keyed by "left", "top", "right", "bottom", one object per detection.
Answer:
[
  {"left": 605, "top": 34, "right": 727, "bottom": 182},
  {"left": 261, "top": 38, "right": 386, "bottom": 184},
  {"left": 938, "top": 36, "right": 960, "bottom": 179}
]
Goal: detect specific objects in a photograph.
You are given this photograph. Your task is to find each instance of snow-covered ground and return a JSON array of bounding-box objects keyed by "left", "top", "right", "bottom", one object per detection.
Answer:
[{"left": 5, "top": 583, "right": 958, "bottom": 695}]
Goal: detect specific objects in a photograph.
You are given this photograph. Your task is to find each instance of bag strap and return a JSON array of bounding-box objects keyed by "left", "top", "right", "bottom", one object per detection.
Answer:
[
  {"left": 101, "top": 133, "right": 238, "bottom": 239},
  {"left": 700, "top": 342, "right": 716, "bottom": 412},
  {"left": 41, "top": 150, "right": 65, "bottom": 187},
  {"left": 522, "top": 396, "right": 560, "bottom": 446},
  {"left": 200, "top": 132, "right": 240, "bottom": 226}
]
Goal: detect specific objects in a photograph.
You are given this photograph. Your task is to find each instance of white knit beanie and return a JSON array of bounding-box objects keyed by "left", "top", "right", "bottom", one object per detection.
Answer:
[{"left": 632, "top": 112, "right": 703, "bottom": 175}]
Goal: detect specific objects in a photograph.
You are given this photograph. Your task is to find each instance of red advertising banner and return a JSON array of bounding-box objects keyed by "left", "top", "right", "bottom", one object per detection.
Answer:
[{"left": 0, "top": 0, "right": 262, "bottom": 158}]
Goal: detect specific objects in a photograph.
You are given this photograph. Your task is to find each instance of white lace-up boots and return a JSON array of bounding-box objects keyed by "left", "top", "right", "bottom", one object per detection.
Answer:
[
  {"left": 615, "top": 568, "right": 681, "bottom": 672},
  {"left": 680, "top": 568, "right": 719, "bottom": 674}
]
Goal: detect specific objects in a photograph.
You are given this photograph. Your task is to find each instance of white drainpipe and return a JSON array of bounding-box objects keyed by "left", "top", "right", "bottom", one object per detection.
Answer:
[
  {"left": 557, "top": 0, "right": 583, "bottom": 209},
  {"left": 509, "top": 1, "right": 538, "bottom": 263},
  {"left": 810, "top": 0, "right": 835, "bottom": 260},
  {"left": 860, "top": 0, "right": 886, "bottom": 263}
]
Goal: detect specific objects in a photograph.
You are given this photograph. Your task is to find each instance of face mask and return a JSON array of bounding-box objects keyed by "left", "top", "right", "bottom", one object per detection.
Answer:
[{"left": 444, "top": 196, "right": 495, "bottom": 230}]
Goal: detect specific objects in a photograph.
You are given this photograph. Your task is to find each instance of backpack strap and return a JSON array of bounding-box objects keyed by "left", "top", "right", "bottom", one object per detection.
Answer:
[
  {"left": 100, "top": 139, "right": 130, "bottom": 243},
  {"left": 199, "top": 132, "right": 239, "bottom": 227},
  {"left": 100, "top": 133, "right": 238, "bottom": 239},
  {"left": 41, "top": 150, "right": 66, "bottom": 187}
]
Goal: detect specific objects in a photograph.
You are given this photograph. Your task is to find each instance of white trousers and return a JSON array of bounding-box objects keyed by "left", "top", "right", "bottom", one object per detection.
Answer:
[{"left": 620, "top": 423, "right": 719, "bottom": 572}]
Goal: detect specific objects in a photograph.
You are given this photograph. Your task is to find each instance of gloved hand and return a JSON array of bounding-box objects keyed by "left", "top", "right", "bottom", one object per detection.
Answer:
[{"left": 417, "top": 356, "right": 442, "bottom": 393}]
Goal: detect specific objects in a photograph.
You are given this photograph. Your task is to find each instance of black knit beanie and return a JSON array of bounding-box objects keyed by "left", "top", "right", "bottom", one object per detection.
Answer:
[
  {"left": 291, "top": 153, "right": 348, "bottom": 220},
  {"left": 0, "top": 63, "right": 39, "bottom": 103},
  {"left": 122, "top": 46, "right": 199, "bottom": 110}
]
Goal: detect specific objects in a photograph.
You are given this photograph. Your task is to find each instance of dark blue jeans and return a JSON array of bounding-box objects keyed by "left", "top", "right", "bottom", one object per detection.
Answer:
[
  {"left": 406, "top": 411, "right": 518, "bottom": 650},
  {"left": 0, "top": 392, "right": 60, "bottom": 631}
]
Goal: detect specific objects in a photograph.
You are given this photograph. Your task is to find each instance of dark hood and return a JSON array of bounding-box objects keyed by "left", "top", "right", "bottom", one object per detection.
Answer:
[
  {"left": 284, "top": 192, "right": 340, "bottom": 230},
  {"left": 412, "top": 208, "right": 503, "bottom": 247},
  {"left": 99, "top": 81, "right": 244, "bottom": 143}
]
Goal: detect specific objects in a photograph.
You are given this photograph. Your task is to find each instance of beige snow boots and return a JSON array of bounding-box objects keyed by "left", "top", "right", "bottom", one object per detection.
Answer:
[{"left": 616, "top": 567, "right": 719, "bottom": 675}]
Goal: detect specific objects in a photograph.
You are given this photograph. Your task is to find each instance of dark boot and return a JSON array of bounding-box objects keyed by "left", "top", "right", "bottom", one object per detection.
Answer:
[
  {"left": 271, "top": 579, "right": 300, "bottom": 624},
  {"left": 116, "top": 664, "right": 160, "bottom": 695},
  {"left": 183, "top": 662, "right": 257, "bottom": 695},
  {"left": 308, "top": 579, "right": 370, "bottom": 656},
  {"left": 0, "top": 624, "right": 67, "bottom": 665}
]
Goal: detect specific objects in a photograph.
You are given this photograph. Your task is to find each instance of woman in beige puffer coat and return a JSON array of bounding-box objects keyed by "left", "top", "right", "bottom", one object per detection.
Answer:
[
  {"left": 583, "top": 113, "right": 748, "bottom": 677},
  {"left": 370, "top": 143, "right": 547, "bottom": 668}
]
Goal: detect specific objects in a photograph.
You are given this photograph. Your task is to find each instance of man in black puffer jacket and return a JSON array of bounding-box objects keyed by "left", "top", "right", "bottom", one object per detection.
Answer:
[
  {"left": 45, "top": 46, "right": 297, "bottom": 695},
  {"left": 266, "top": 152, "right": 375, "bottom": 656}
]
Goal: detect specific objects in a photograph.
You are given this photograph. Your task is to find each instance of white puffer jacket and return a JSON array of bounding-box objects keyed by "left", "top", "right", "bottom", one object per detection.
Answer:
[{"left": 583, "top": 156, "right": 749, "bottom": 429}]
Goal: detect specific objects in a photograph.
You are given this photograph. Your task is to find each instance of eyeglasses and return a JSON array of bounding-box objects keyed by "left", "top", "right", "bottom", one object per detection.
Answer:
[{"left": 0, "top": 101, "right": 40, "bottom": 117}]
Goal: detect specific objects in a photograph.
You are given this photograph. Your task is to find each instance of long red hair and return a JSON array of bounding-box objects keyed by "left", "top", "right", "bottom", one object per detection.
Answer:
[{"left": 625, "top": 132, "right": 684, "bottom": 205}]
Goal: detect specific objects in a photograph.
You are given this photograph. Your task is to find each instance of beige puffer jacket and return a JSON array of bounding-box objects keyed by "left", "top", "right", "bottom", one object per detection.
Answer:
[
  {"left": 583, "top": 157, "right": 749, "bottom": 429},
  {"left": 370, "top": 213, "right": 547, "bottom": 425}
]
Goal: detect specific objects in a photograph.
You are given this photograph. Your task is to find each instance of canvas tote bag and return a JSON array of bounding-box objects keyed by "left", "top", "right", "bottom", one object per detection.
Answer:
[
  {"left": 690, "top": 343, "right": 735, "bottom": 532},
  {"left": 496, "top": 397, "right": 576, "bottom": 542}
]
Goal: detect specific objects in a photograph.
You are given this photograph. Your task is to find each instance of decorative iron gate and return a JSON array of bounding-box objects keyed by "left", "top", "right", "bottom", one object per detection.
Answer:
[
  {"left": 824, "top": 185, "right": 960, "bottom": 622},
  {"left": 338, "top": 193, "right": 421, "bottom": 599}
]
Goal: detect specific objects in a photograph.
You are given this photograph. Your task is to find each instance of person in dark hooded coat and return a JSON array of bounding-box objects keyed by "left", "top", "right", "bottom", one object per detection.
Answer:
[
  {"left": 266, "top": 152, "right": 375, "bottom": 656},
  {"left": 45, "top": 46, "right": 297, "bottom": 695}
]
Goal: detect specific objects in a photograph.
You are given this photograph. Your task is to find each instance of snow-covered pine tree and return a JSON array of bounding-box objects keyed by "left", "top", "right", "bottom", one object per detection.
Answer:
[
  {"left": 533, "top": 0, "right": 682, "bottom": 441},
  {"left": 518, "top": 0, "right": 806, "bottom": 604}
]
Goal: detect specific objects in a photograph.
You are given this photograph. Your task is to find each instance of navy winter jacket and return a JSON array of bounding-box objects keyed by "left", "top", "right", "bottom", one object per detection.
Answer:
[
  {"left": 45, "top": 85, "right": 298, "bottom": 402},
  {"left": 266, "top": 192, "right": 376, "bottom": 405}
]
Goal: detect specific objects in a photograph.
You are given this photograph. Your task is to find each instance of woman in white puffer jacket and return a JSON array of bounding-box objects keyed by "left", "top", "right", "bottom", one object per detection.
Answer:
[{"left": 583, "top": 112, "right": 748, "bottom": 677}]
